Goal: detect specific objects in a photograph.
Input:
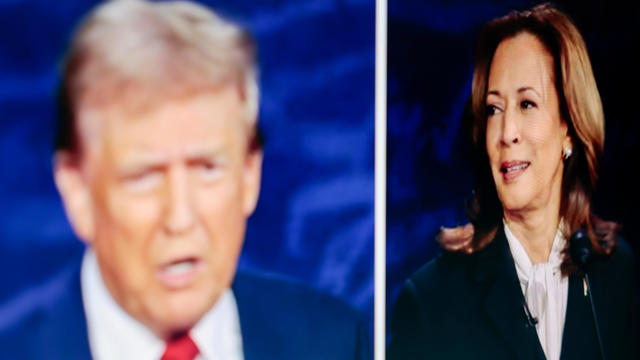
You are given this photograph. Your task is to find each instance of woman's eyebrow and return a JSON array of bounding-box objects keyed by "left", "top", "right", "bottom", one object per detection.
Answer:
[
  {"left": 517, "top": 86, "right": 541, "bottom": 97},
  {"left": 486, "top": 87, "right": 541, "bottom": 98}
]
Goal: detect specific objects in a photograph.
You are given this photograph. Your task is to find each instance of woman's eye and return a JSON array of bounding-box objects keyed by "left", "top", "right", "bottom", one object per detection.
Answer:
[
  {"left": 520, "top": 100, "right": 536, "bottom": 109},
  {"left": 486, "top": 104, "right": 501, "bottom": 116}
]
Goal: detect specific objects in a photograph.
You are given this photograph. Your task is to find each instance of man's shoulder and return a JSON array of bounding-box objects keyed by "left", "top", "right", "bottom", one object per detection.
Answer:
[
  {"left": 0, "top": 258, "right": 91, "bottom": 358},
  {"left": 232, "top": 270, "right": 363, "bottom": 331},
  {"left": 0, "top": 260, "right": 79, "bottom": 332},
  {"left": 234, "top": 270, "right": 357, "bottom": 317},
  {"left": 232, "top": 270, "right": 370, "bottom": 360}
]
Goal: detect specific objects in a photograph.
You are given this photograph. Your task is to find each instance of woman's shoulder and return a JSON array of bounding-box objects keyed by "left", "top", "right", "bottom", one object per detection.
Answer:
[
  {"left": 611, "top": 236, "right": 635, "bottom": 265},
  {"left": 591, "top": 236, "right": 637, "bottom": 285},
  {"left": 590, "top": 236, "right": 639, "bottom": 356},
  {"left": 400, "top": 226, "right": 512, "bottom": 305},
  {"left": 591, "top": 236, "right": 635, "bottom": 270},
  {"left": 387, "top": 247, "right": 494, "bottom": 359},
  {"left": 402, "top": 249, "right": 480, "bottom": 304}
]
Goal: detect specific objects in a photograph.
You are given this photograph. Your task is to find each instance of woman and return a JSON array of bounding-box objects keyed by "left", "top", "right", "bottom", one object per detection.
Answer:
[{"left": 387, "top": 4, "right": 638, "bottom": 360}]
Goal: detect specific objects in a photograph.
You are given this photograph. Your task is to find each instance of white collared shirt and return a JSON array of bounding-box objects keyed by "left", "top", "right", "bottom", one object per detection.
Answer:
[
  {"left": 504, "top": 221, "right": 569, "bottom": 360},
  {"left": 81, "top": 249, "right": 244, "bottom": 360}
]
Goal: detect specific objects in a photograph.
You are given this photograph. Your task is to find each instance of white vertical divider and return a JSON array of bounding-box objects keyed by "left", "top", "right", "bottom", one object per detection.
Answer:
[{"left": 374, "top": 0, "right": 387, "bottom": 359}]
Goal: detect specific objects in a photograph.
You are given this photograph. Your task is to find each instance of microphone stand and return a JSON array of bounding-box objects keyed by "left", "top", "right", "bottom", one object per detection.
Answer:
[
  {"left": 583, "top": 273, "right": 606, "bottom": 360},
  {"left": 570, "top": 229, "right": 606, "bottom": 360}
]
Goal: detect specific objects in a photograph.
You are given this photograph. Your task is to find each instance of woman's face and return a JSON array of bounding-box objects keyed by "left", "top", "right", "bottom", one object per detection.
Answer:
[{"left": 485, "top": 32, "right": 571, "bottom": 214}]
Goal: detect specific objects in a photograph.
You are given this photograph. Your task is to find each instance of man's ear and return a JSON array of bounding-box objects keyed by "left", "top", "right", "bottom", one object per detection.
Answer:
[
  {"left": 53, "top": 151, "right": 95, "bottom": 244},
  {"left": 242, "top": 149, "right": 263, "bottom": 217}
]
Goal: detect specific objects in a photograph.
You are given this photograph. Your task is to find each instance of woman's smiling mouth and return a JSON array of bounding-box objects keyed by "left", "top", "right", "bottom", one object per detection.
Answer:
[{"left": 500, "top": 161, "right": 530, "bottom": 182}]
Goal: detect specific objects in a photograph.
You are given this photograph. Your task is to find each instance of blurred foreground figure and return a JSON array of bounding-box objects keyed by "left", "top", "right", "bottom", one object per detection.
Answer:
[{"left": 0, "top": 1, "right": 369, "bottom": 359}]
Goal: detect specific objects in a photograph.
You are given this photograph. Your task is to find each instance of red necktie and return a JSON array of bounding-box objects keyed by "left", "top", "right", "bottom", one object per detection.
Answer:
[{"left": 161, "top": 333, "right": 200, "bottom": 360}]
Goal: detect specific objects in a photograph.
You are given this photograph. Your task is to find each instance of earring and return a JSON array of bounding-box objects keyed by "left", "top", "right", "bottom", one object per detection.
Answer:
[{"left": 563, "top": 147, "right": 573, "bottom": 160}]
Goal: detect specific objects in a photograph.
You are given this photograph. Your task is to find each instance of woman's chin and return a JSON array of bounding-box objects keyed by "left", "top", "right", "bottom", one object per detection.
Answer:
[{"left": 498, "top": 190, "right": 533, "bottom": 214}]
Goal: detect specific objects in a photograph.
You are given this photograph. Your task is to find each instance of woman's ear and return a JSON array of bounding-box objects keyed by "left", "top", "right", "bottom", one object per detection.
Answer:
[
  {"left": 560, "top": 117, "right": 573, "bottom": 158},
  {"left": 562, "top": 132, "right": 574, "bottom": 160},
  {"left": 53, "top": 151, "right": 95, "bottom": 244}
]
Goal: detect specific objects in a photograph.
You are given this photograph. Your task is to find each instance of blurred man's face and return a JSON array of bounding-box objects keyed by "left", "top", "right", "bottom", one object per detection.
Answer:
[{"left": 56, "top": 86, "right": 262, "bottom": 338}]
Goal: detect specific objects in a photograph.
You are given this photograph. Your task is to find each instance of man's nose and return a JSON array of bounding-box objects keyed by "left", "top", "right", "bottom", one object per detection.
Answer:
[
  {"left": 164, "top": 164, "right": 196, "bottom": 235},
  {"left": 500, "top": 106, "right": 521, "bottom": 146}
]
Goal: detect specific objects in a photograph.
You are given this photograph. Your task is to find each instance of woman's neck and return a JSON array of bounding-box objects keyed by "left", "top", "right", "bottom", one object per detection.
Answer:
[{"left": 504, "top": 207, "right": 560, "bottom": 265}]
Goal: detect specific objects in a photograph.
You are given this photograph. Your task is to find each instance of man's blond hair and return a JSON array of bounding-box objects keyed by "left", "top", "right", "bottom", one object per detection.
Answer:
[{"left": 57, "top": 0, "right": 259, "bottom": 153}]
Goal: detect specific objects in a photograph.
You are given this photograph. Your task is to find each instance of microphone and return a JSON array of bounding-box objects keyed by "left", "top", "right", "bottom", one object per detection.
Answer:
[
  {"left": 569, "top": 229, "right": 606, "bottom": 360},
  {"left": 569, "top": 229, "right": 592, "bottom": 272}
]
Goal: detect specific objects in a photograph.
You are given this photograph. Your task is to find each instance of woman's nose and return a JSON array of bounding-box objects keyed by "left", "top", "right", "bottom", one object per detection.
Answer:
[{"left": 500, "top": 107, "right": 521, "bottom": 145}]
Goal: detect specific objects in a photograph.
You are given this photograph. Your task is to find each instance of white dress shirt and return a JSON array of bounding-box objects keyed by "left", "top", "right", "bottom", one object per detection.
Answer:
[
  {"left": 504, "top": 221, "right": 569, "bottom": 360},
  {"left": 81, "top": 249, "right": 244, "bottom": 360}
]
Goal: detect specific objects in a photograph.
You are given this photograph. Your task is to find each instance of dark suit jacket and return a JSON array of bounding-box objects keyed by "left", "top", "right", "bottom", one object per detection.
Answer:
[
  {"left": 387, "top": 227, "right": 639, "bottom": 360},
  {"left": 0, "top": 258, "right": 370, "bottom": 360}
]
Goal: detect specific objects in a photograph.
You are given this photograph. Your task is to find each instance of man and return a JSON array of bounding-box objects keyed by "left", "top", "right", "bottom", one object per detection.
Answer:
[{"left": 0, "top": 1, "right": 369, "bottom": 359}]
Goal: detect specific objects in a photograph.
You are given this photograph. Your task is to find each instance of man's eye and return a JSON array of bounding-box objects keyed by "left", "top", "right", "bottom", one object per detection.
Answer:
[
  {"left": 122, "top": 171, "right": 163, "bottom": 193},
  {"left": 196, "top": 161, "right": 223, "bottom": 182},
  {"left": 520, "top": 100, "right": 536, "bottom": 109}
]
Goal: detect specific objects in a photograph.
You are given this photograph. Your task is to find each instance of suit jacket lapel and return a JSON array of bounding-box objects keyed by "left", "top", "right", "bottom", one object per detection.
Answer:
[
  {"left": 232, "top": 274, "right": 258, "bottom": 360},
  {"left": 559, "top": 274, "right": 599, "bottom": 360},
  {"left": 233, "top": 273, "right": 284, "bottom": 360},
  {"left": 476, "top": 227, "right": 546, "bottom": 360}
]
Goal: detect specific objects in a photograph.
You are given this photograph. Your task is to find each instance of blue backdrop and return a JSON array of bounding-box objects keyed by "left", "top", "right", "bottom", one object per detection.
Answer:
[
  {"left": 386, "top": 0, "right": 640, "bottom": 334},
  {"left": 0, "top": 0, "right": 374, "bottom": 330}
]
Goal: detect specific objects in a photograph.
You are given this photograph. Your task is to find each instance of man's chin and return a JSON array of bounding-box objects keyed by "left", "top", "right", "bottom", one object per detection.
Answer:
[
  {"left": 147, "top": 289, "right": 221, "bottom": 339},
  {"left": 150, "top": 310, "right": 204, "bottom": 340}
]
